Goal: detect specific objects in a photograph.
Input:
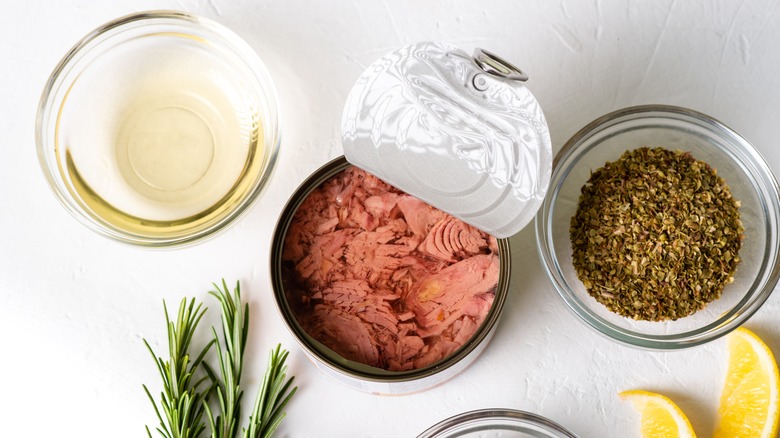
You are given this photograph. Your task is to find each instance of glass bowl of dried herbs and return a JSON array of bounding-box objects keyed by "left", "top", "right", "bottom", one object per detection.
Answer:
[{"left": 536, "top": 105, "right": 780, "bottom": 349}]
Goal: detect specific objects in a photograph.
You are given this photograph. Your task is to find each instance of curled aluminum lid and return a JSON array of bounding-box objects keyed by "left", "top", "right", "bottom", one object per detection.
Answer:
[{"left": 342, "top": 41, "right": 552, "bottom": 238}]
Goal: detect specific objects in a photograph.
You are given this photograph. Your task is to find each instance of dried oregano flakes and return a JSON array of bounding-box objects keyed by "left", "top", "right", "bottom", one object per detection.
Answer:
[{"left": 569, "top": 147, "right": 744, "bottom": 321}]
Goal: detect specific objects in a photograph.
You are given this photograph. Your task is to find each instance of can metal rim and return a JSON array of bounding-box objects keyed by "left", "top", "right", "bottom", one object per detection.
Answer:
[{"left": 270, "top": 156, "right": 511, "bottom": 385}]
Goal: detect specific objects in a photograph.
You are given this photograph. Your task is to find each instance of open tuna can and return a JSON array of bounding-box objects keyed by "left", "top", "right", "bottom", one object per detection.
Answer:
[{"left": 271, "top": 42, "right": 552, "bottom": 394}]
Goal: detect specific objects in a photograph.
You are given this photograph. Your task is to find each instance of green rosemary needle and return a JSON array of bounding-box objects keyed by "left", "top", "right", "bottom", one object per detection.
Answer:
[
  {"left": 204, "top": 280, "right": 298, "bottom": 438},
  {"left": 204, "top": 280, "right": 248, "bottom": 438},
  {"left": 243, "top": 345, "right": 297, "bottom": 438},
  {"left": 144, "top": 281, "right": 297, "bottom": 438},
  {"left": 143, "top": 298, "right": 214, "bottom": 438}
]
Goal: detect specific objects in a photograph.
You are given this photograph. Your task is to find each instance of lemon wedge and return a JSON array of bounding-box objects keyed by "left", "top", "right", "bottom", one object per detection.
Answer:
[
  {"left": 620, "top": 389, "right": 697, "bottom": 438},
  {"left": 714, "top": 327, "right": 780, "bottom": 438}
]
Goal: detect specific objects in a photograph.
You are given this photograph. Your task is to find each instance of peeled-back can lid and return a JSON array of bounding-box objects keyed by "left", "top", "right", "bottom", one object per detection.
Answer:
[{"left": 342, "top": 41, "right": 552, "bottom": 239}]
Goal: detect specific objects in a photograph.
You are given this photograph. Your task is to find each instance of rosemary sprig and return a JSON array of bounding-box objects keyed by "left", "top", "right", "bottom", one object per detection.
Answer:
[
  {"left": 243, "top": 345, "right": 297, "bottom": 438},
  {"left": 144, "top": 281, "right": 297, "bottom": 438},
  {"left": 143, "top": 298, "right": 214, "bottom": 438},
  {"left": 204, "top": 280, "right": 249, "bottom": 438}
]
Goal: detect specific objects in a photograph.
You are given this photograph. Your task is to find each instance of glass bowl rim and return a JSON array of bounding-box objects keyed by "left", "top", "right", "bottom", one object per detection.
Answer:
[
  {"left": 35, "top": 10, "right": 281, "bottom": 248},
  {"left": 535, "top": 104, "right": 780, "bottom": 349},
  {"left": 416, "top": 408, "right": 580, "bottom": 438}
]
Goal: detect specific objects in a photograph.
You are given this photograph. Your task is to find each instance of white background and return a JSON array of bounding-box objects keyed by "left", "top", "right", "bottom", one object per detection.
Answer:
[{"left": 2, "top": 1, "right": 780, "bottom": 437}]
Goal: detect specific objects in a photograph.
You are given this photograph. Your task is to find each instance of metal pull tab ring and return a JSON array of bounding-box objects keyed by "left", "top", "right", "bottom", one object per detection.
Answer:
[{"left": 473, "top": 48, "right": 529, "bottom": 82}]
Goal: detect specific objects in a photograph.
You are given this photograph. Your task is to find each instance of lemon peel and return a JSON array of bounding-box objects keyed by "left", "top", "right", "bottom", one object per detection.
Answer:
[
  {"left": 714, "top": 327, "right": 780, "bottom": 438},
  {"left": 620, "top": 389, "right": 697, "bottom": 438}
]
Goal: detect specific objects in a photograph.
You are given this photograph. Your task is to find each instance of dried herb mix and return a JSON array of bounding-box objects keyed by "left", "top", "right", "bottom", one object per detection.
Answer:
[{"left": 570, "top": 147, "right": 743, "bottom": 321}]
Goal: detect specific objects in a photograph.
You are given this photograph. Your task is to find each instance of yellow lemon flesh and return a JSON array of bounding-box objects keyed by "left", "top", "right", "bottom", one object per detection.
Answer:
[
  {"left": 714, "top": 327, "right": 780, "bottom": 438},
  {"left": 620, "top": 389, "right": 697, "bottom": 438}
]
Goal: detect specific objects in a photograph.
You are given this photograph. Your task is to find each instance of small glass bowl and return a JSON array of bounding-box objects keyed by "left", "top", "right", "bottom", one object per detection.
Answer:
[
  {"left": 36, "top": 11, "right": 280, "bottom": 247},
  {"left": 535, "top": 105, "right": 780, "bottom": 349},
  {"left": 417, "top": 409, "right": 579, "bottom": 438}
]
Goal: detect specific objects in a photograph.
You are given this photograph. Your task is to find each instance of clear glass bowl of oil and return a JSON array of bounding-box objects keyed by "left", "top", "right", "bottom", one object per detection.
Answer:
[{"left": 36, "top": 10, "right": 280, "bottom": 246}]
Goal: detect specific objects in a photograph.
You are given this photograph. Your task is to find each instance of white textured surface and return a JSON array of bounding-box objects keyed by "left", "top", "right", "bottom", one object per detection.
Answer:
[{"left": 2, "top": 1, "right": 780, "bottom": 437}]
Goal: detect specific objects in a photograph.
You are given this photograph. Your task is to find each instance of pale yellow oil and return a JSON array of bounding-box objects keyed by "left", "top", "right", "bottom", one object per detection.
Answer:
[{"left": 62, "top": 54, "right": 266, "bottom": 240}]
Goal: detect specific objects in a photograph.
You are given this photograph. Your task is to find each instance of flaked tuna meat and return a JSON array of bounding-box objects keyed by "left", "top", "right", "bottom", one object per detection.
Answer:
[
  {"left": 419, "top": 217, "right": 489, "bottom": 262},
  {"left": 408, "top": 254, "right": 499, "bottom": 334},
  {"left": 396, "top": 195, "right": 448, "bottom": 237},
  {"left": 283, "top": 166, "right": 500, "bottom": 371},
  {"left": 306, "top": 305, "right": 380, "bottom": 366}
]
